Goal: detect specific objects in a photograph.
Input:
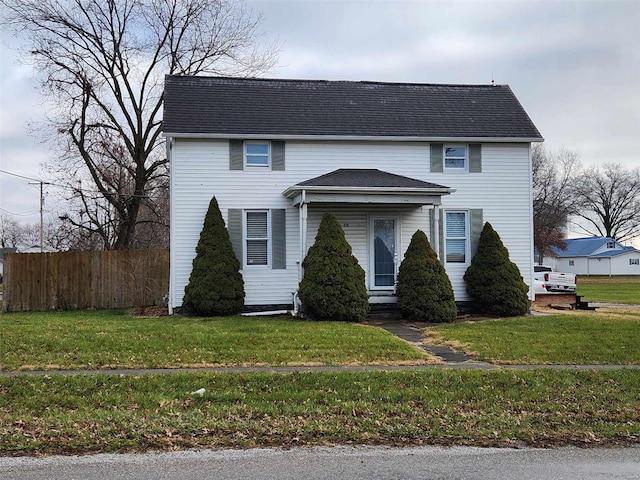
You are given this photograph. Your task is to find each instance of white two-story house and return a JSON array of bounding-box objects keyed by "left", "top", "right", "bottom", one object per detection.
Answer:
[{"left": 163, "top": 76, "right": 543, "bottom": 314}]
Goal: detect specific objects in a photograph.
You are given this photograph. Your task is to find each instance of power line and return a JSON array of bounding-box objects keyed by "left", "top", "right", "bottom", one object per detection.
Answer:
[
  {"left": 1, "top": 168, "right": 163, "bottom": 198},
  {"left": 0, "top": 207, "right": 41, "bottom": 217},
  {"left": 0, "top": 168, "right": 49, "bottom": 184}
]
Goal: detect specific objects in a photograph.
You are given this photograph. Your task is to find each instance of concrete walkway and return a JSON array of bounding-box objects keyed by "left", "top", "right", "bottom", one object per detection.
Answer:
[{"left": 366, "top": 319, "right": 479, "bottom": 363}]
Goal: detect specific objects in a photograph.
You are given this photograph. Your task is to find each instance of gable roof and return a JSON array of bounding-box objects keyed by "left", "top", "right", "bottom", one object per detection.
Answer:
[
  {"left": 550, "top": 237, "right": 638, "bottom": 257},
  {"left": 163, "top": 76, "right": 543, "bottom": 140},
  {"left": 295, "top": 169, "right": 449, "bottom": 190}
]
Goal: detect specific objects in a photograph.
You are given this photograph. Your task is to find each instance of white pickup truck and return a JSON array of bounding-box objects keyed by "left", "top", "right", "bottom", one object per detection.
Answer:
[{"left": 533, "top": 265, "right": 577, "bottom": 293}]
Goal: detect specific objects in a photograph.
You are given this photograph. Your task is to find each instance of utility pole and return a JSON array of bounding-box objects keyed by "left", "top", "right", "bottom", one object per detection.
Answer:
[
  {"left": 39, "top": 182, "right": 44, "bottom": 252},
  {"left": 28, "top": 181, "right": 50, "bottom": 252}
]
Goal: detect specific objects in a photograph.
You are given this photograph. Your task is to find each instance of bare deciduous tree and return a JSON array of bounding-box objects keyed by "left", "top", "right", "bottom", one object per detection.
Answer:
[
  {"left": 532, "top": 144, "right": 581, "bottom": 264},
  {"left": 0, "top": 214, "right": 25, "bottom": 248},
  {"left": 572, "top": 163, "right": 640, "bottom": 243},
  {"left": 2, "top": 0, "right": 278, "bottom": 249}
]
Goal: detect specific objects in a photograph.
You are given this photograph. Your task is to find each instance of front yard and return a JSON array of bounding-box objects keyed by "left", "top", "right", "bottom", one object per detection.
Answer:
[
  {"left": 3, "top": 307, "right": 639, "bottom": 371},
  {"left": 1, "top": 296, "right": 639, "bottom": 455},
  {"left": 0, "top": 310, "right": 432, "bottom": 371},
  {"left": 426, "top": 308, "right": 640, "bottom": 364}
]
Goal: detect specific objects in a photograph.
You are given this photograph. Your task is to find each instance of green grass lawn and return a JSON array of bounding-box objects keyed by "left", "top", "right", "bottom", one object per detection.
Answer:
[
  {"left": 1, "top": 369, "right": 638, "bottom": 455},
  {"left": 0, "top": 310, "right": 431, "bottom": 371},
  {"left": 577, "top": 275, "right": 640, "bottom": 304},
  {"left": 427, "top": 310, "right": 640, "bottom": 364}
]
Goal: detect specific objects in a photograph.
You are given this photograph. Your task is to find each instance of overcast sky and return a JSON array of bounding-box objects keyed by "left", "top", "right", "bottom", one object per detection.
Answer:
[{"left": 1, "top": 0, "right": 639, "bottom": 236}]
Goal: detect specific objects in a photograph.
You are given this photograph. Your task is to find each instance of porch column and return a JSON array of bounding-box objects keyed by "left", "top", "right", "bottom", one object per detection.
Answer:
[
  {"left": 433, "top": 204, "right": 440, "bottom": 259},
  {"left": 298, "top": 190, "right": 308, "bottom": 282}
]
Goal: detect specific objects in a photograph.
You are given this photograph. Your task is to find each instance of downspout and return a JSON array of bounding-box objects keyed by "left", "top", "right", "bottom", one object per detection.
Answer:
[
  {"left": 167, "top": 137, "right": 174, "bottom": 315},
  {"left": 298, "top": 189, "right": 307, "bottom": 283},
  {"left": 302, "top": 190, "right": 308, "bottom": 260},
  {"left": 433, "top": 204, "right": 440, "bottom": 259},
  {"left": 294, "top": 190, "right": 307, "bottom": 316}
]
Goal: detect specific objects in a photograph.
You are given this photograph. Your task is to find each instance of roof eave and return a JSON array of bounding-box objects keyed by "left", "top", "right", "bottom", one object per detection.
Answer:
[
  {"left": 282, "top": 185, "right": 456, "bottom": 199},
  {"left": 163, "top": 132, "right": 544, "bottom": 143}
]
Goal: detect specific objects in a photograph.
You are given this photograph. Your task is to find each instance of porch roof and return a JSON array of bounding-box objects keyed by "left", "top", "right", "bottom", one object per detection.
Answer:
[{"left": 282, "top": 169, "right": 454, "bottom": 206}]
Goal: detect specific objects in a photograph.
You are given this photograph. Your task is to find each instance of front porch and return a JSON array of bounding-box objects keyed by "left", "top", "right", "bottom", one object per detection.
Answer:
[{"left": 283, "top": 169, "right": 455, "bottom": 303}]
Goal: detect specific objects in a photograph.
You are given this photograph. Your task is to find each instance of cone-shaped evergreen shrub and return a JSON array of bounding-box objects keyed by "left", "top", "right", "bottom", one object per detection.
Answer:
[
  {"left": 463, "top": 222, "right": 530, "bottom": 316},
  {"left": 299, "top": 213, "right": 369, "bottom": 321},
  {"left": 396, "top": 230, "right": 457, "bottom": 322},
  {"left": 183, "top": 197, "right": 244, "bottom": 316}
]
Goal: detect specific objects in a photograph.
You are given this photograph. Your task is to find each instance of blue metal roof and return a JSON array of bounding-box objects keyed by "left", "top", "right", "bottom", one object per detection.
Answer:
[
  {"left": 550, "top": 237, "right": 638, "bottom": 257},
  {"left": 591, "top": 246, "right": 638, "bottom": 258}
]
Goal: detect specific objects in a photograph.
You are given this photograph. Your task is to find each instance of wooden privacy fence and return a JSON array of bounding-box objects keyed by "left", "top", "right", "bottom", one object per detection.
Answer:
[{"left": 2, "top": 249, "right": 169, "bottom": 312}]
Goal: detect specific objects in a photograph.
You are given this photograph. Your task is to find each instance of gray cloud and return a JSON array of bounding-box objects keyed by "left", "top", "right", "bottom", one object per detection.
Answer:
[{"left": 1, "top": 0, "right": 639, "bottom": 229}]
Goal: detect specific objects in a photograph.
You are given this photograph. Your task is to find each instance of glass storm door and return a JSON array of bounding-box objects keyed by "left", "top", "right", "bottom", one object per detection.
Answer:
[{"left": 371, "top": 218, "right": 397, "bottom": 289}]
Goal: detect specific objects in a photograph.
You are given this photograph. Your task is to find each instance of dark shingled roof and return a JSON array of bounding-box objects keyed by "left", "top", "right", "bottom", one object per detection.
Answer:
[
  {"left": 163, "top": 75, "right": 543, "bottom": 139},
  {"left": 296, "top": 169, "right": 449, "bottom": 190}
]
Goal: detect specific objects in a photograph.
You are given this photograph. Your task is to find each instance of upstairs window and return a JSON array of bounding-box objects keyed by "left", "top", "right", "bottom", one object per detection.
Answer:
[
  {"left": 445, "top": 211, "right": 468, "bottom": 263},
  {"left": 245, "top": 211, "right": 269, "bottom": 266},
  {"left": 606, "top": 241, "right": 615, "bottom": 249},
  {"left": 245, "top": 142, "right": 270, "bottom": 167},
  {"left": 444, "top": 146, "right": 467, "bottom": 171}
]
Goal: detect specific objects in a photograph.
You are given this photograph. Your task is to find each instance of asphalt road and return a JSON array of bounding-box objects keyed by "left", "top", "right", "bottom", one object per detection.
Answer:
[{"left": 2, "top": 446, "right": 639, "bottom": 480}]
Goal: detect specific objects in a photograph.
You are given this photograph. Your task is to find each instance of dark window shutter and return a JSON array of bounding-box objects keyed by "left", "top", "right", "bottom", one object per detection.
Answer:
[
  {"left": 271, "top": 141, "right": 285, "bottom": 171},
  {"left": 430, "top": 143, "right": 443, "bottom": 173},
  {"left": 469, "top": 144, "right": 482, "bottom": 173},
  {"left": 271, "top": 209, "right": 286, "bottom": 269},
  {"left": 470, "top": 209, "right": 484, "bottom": 257},
  {"left": 228, "top": 209, "right": 243, "bottom": 265},
  {"left": 229, "top": 140, "right": 243, "bottom": 170}
]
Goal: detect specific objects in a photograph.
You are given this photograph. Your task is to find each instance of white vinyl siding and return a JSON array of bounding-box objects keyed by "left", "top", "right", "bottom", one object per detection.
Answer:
[{"left": 170, "top": 139, "right": 534, "bottom": 306}]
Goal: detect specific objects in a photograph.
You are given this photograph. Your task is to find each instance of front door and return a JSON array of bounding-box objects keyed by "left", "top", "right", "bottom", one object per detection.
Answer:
[{"left": 370, "top": 217, "right": 398, "bottom": 290}]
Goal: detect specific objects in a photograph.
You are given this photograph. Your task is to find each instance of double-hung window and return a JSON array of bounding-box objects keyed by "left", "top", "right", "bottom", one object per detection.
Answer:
[
  {"left": 445, "top": 211, "right": 468, "bottom": 263},
  {"left": 245, "top": 210, "right": 269, "bottom": 266},
  {"left": 444, "top": 146, "right": 467, "bottom": 171},
  {"left": 245, "top": 142, "right": 270, "bottom": 167}
]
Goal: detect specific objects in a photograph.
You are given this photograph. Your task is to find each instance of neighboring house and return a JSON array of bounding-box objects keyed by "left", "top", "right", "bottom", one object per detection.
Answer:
[
  {"left": 164, "top": 76, "right": 543, "bottom": 313},
  {"left": 542, "top": 237, "right": 640, "bottom": 276}
]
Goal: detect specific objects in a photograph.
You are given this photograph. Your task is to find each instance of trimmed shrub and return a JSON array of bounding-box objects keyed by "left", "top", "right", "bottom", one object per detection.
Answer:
[
  {"left": 463, "top": 222, "right": 530, "bottom": 316},
  {"left": 183, "top": 197, "right": 244, "bottom": 315},
  {"left": 299, "top": 213, "right": 369, "bottom": 321},
  {"left": 396, "top": 230, "right": 457, "bottom": 322}
]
